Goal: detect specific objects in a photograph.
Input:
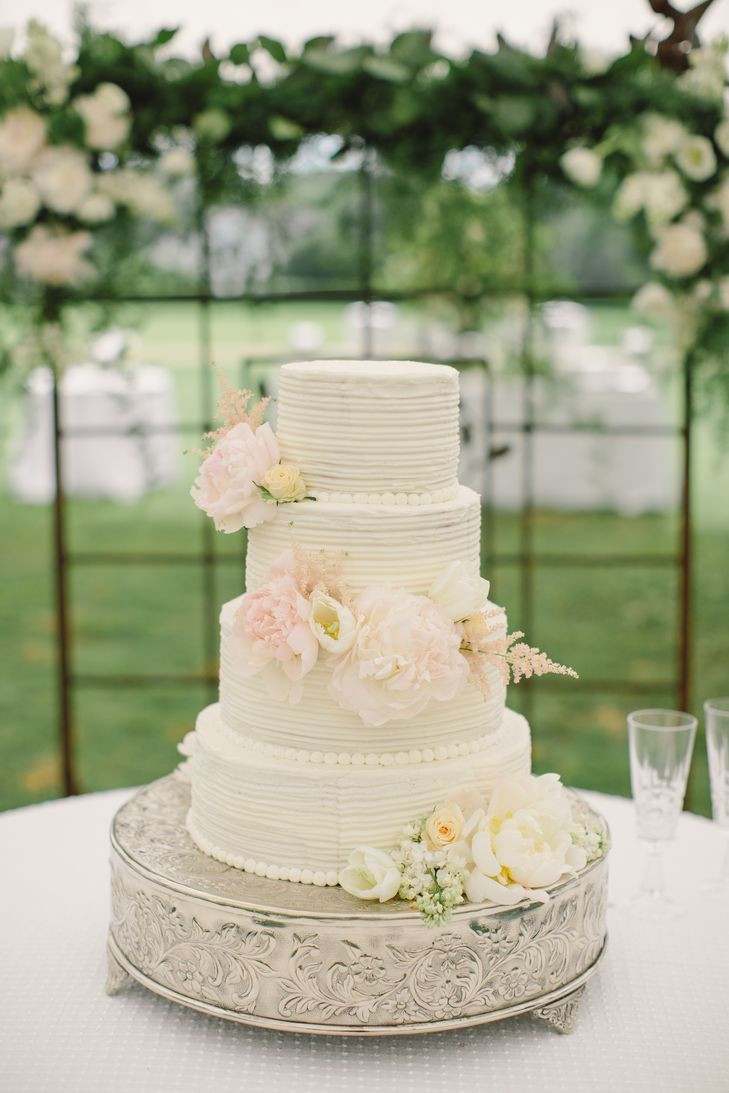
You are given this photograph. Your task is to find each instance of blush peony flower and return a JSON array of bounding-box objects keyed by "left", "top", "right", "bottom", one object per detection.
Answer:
[
  {"left": 339, "top": 847, "right": 401, "bottom": 902},
  {"left": 329, "top": 586, "right": 468, "bottom": 726},
  {"left": 449, "top": 773, "right": 587, "bottom": 906},
  {"left": 0, "top": 105, "right": 46, "bottom": 174},
  {"left": 429, "top": 560, "right": 490, "bottom": 622},
  {"left": 15, "top": 224, "right": 92, "bottom": 285},
  {"left": 231, "top": 573, "right": 319, "bottom": 703},
  {"left": 190, "top": 421, "right": 280, "bottom": 533}
]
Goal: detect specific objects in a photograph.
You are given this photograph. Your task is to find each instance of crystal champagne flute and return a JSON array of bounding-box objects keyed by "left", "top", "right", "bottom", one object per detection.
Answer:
[
  {"left": 704, "top": 697, "right": 729, "bottom": 895},
  {"left": 627, "top": 708, "right": 697, "bottom": 916}
]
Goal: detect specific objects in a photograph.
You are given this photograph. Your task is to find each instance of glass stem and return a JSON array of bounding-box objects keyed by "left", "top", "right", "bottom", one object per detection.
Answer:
[{"left": 641, "top": 842, "right": 667, "bottom": 900}]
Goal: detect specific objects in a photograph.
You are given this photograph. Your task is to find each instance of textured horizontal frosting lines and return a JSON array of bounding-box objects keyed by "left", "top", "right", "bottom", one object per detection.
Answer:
[
  {"left": 188, "top": 704, "right": 532, "bottom": 877},
  {"left": 276, "top": 360, "right": 460, "bottom": 495},
  {"left": 245, "top": 486, "right": 482, "bottom": 595}
]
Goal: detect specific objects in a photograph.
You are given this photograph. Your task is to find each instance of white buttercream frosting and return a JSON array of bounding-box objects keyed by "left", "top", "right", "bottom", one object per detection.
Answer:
[
  {"left": 187, "top": 703, "right": 532, "bottom": 877},
  {"left": 276, "top": 360, "right": 460, "bottom": 496}
]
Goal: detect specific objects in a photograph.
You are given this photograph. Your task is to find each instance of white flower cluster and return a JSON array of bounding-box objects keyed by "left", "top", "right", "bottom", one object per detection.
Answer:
[{"left": 394, "top": 834, "right": 467, "bottom": 927}]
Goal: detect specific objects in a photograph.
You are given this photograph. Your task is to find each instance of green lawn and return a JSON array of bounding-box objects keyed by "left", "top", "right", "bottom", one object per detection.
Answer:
[{"left": 0, "top": 300, "right": 726, "bottom": 816}]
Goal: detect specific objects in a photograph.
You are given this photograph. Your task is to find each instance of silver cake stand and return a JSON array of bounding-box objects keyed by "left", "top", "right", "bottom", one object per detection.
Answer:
[{"left": 106, "top": 777, "right": 608, "bottom": 1035}]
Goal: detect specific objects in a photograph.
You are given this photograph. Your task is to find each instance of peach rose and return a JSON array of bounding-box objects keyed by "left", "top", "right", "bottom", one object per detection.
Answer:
[{"left": 191, "top": 421, "right": 279, "bottom": 533}]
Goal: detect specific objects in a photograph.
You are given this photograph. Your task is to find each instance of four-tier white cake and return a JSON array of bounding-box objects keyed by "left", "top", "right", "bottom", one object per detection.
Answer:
[{"left": 185, "top": 360, "right": 532, "bottom": 888}]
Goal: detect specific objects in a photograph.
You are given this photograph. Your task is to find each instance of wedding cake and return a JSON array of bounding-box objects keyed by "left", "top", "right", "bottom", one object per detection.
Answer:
[{"left": 183, "top": 360, "right": 603, "bottom": 922}]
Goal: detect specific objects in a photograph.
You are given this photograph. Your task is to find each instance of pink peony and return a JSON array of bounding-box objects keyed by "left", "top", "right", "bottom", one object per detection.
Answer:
[
  {"left": 190, "top": 421, "right": 279, "bottom": 533},
  {"left": 330, "top": 587, "right": 468, "bottom": 726},
  {"left": 231, "top": 574, "right": 319, "bottom": 703}
]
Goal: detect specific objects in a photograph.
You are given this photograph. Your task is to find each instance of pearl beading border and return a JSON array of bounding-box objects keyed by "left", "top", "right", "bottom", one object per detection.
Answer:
[
  {"left": 186, "top": 812, "right": 340, "bottom": 887},
  {"left": 216, "top": 725, "right": 496, "bottom": 768},
  {"left": 312, "top": 484, "right": 458, "bottom": 506}
]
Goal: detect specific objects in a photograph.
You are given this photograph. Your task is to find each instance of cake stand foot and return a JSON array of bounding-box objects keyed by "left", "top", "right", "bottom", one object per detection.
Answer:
[
  {"left": 531, "top": 986, "right": 585, "bottom": 1035},
  {"left": 105, "top": 943, "right": 131, "bottom": 996}
]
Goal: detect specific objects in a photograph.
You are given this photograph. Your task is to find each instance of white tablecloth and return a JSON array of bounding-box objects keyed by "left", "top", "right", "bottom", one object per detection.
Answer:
[{"left": 0, "top": 789, "right": 726, "bottom": 1093}]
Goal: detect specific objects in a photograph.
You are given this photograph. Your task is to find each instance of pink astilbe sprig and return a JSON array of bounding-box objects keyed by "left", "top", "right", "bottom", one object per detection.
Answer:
[
  {"left": 271, "top": 542, "right": 351, "bottom": 607},
  {"left": 459, "top": 607, "right": 577, "bottom": 696},
  {"left": 191, "top": 368, "right": 270, "bottom": 457}
]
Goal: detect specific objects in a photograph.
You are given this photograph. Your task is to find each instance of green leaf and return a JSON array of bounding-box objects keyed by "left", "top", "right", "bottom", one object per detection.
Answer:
[
  {"left": 389, "top": 29, "right": 434, "bottom": 66},
  {"left": 269, "top": 115, "right": 304, "bottom": 141},
  {"left": 362, "top": 55, "right": 410, "bottom": 83},
  {"left": 303, "top": 35, "right": 335, "bottom": 53},
  {"left": 258, "top": 35, "right": 286, "bottom": 64},
  {"left": 151, "top": 27, "right": 178, "bottom": 47},
  {"left": 229, "top": 43, "right": 250, "bottom": 65},
  {"left": 302, "top": 46, "right": 366, "bottom": 75}
]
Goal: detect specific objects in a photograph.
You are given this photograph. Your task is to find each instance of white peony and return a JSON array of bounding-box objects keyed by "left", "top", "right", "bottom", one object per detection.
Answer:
[
  {"left": 0, "top": 105, "right": 46, "bottom": 174},
  {"left": 190, "top": 421, "right": 280, "bottom": 532},
  {"left": 329, "top": 586, "right": 468, "bottom": 726},
  {"left": 159, "top": 146, "right": 196, "bottom": 177},
  {"left": 651, "top": 221, "right": 707, "bottom": 278},
  {"left": 560, "top": 147, "right": 601, "bottom": 188},
  {"left": 428, "top": 560, "right": 490, "bottom": 622},
  {"left": 642, "top": 170, "right": 687, "bottom": 228},
  {"left": 77, "top": 192, "right": 115, "bottom": 224},
  {"left": 675, "top": 135, "right": 717, "bottom": 182},
  {"left": 339, "top": 847, "right": 401, "bottom": 902},
  {"left": 641, "top": 114, "right": 687, "bottom": 166},
  {"left": 15, "top": 224, "right": 92, "bottom": 285},
  {"left": 0, "top": 178, "right": 40, "bottom": 228},
  {"left": 75, "top": 83, "right": 130, "bottom": 151},
  {"left": 450, "top": 773, "right": 587, "bottom": 906},
  {"left": 715, "top": 120, "right": 729, "bottom": 159},
  {"left": 309, "top": 590, "right": 357, "bottom": 654},
  {"left": 32, "top": 146, "right": 93, "bottom": 215},
  {"left": 631, "top": 281, "right": 674, "bottom": 320}
]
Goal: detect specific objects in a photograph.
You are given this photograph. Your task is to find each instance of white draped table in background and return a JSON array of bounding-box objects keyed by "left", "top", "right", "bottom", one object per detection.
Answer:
[{"left": 1, "top": 788, "right": 726, "bottom": 1093}]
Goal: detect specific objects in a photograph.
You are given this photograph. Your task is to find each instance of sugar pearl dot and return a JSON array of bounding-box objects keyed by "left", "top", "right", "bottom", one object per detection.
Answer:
[
  {"left": 371, "top": 494, "right": 383, "bottom": 505},
  {"left": 313, "top": 871, "right": 327, "bottom": 887},
  {"left": 408, "top": 494, "right": 420, "bottom": 505},
  {"left": 469, "top": 739, "right": 481, "bottom": 753},
  {"left": 421, "top": 493, "right": 433, "bottom": 505},
  {"left": 365, "top": 753, "right": 378, "bottom": 767},
  {"left": 289, "top": 867, "right": 301, "bottom": 883},
  {"left": 381, "top": 753, "right": 395, "bottom": 766},
  {"left": 353, "top": 493, "right": 367, "bottom": 504},
  {"left": 447, "top": 744, "right": 460, "bottom": 759},
  {"left": 434, "top": 746, "right": 447, "bottom": 761},
  {"left": 352, "top": 753, "right": 365, "bottom": 766},
  {"left": 283, "top": 748, "right": 296, "bottom": 760},
  {"left": 244, "top": 858, "right": 256, "bottom": 873},
  {"left": 311, "top": 751, "right": 323, "bottom": 763},
  {"left": 324, "top": 752, "right": 338, "bottom": 765},
  {"left": 395, "top": 752, "right": 409, "bottom": 766},
  {"left": 326, "top": 871, "right": 338, "bottom": 886},
  {"left": 340, "top": 493, "right": 352, "bottom": 503},
  {"left": 266, "top": 864, "right": 280, "bottom": 880},
  {"left": 278, "top": 867, "right": 290, "bottom": 881},
  {"left": 382, "top": 492, "right": 395, "bottom": 505},
  {"left": 296, "top": 750, "right": 307, "bottom": 762},
  {"left": 255, "top": 861, "right": 267, "bottom": 877},
  {"left": 395, "top": 493, "right": 407, "bottom": 505},
  {"left": 338, "top": 752, "right": 352, "bottom": 765},
  {"left": 301, "top": 869, "right": 314, "bottom": 885},
  {"left": 409, "top": 749, "right": 422, "bottom": 763},
  {"left": 422, "top": 749, "right": 435, "bottom": 763}
]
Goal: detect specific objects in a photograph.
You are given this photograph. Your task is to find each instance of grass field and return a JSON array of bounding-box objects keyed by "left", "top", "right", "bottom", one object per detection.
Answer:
[{"left": 1, "top": 300, "right": 726, "bottom": 816}]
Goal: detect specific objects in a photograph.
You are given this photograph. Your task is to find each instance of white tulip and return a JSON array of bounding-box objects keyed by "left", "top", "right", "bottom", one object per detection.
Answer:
[
  {"left": 0, "top": 105, "right": 46, "bottom": 174},
  {"left": 32, "top": 145, "right": 93, "bottom": 215},
  {"left": 650, "top": 222, "right": 707, "bottom": 278},
  {"left": 309, "top": 589, "right": 357, "bottom": 654},
  {"left": 675, "top": 135, "right": 717, "bottom": 182},
  {"left": 339, "top": 847, "right": 401, "bottom": 903},
  {"left": 428, "top": 560, "right": 490, "bottom": 622},
  {"left": 0, "top": 178, "right": 40, "bottom": 228},
  {"left": 560, "top": 147, "right": 602, "bottom": 188}
]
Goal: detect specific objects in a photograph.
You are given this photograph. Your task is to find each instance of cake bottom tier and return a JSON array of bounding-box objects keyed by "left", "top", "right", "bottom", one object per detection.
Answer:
[{"left": 186, "top": 703, "right": 531, "bottom": 886}]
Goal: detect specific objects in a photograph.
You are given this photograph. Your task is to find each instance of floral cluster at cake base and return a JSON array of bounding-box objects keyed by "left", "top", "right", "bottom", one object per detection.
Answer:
[{"left": 339, "top": 772, "right": 609, "bottom": 925}]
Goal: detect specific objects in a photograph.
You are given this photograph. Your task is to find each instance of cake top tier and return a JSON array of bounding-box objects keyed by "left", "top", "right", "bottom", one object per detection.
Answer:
[{"left": 276, "top": 360, "right": 460, "bottom": 498}]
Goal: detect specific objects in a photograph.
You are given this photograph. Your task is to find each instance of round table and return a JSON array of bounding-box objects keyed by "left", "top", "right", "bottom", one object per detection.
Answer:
[{"left": 1, "top": 788, "right": 726, "bottom": 1093}]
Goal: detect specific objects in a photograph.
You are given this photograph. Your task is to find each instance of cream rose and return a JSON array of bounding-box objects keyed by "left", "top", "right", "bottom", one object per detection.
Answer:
[
  {"left": 429, "top": 560, "right": 490, "bottom": 622},
  {"left": 260, "top": 462, "right": 307, "bottom": 503},
  {"left": 0, "top": 178, "right": 40, "bottom": 229},
  {"left": 190, "top": 421, "right": 280, "bottom": 532},
  {"left": 560, "top": 147, "right": 602, "bottom": 188},
  {"left": 675, "top": 135, "right": 717, "bottom": 182},
  {"left": 0, "top": 105, "right": 46, "bottom": 174},
  {"left": 424, "top": 802, "right": 465, "bottom": 851},
  {"left": 309, "top": 590, "right": 356, "bottom": 654},
  {"left": 15, "top": 225, "right": 92, "bottom": 285},
  {"left": 32, "top": 146, "right": 93, "bottom": 215},
  {"left": 651, "top": 222, "right": 707, "bottom": 278},
  {"left": 339, "top": 847, "right": 401, "bottom": 903}
]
